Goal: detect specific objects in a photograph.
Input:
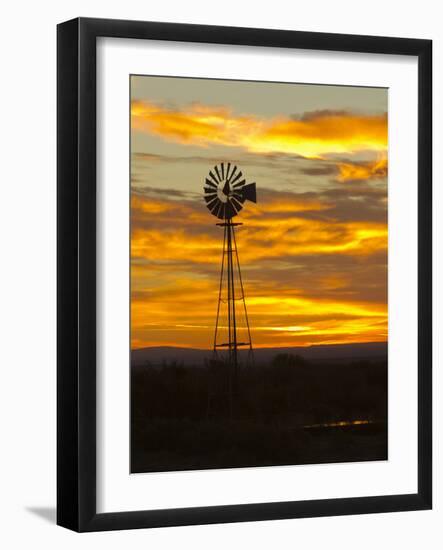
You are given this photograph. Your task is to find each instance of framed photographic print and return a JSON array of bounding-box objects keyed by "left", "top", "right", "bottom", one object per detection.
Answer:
[{"left": 57, "top": 18, "right": 432, "bottom": 531}]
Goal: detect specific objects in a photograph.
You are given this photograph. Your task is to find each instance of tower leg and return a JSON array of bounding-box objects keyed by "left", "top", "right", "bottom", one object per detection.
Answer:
[
  {"left": 232, "top": 227, "right": 254, "bottom": 366},
  {"left": 213, "top": 224, "right": 227, "bottom": 354},
  {"left": 226, "top": 221, "right": 239, "bottom": 418}
]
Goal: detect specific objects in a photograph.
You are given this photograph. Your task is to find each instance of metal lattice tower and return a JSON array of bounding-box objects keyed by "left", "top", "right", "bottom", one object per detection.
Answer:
[{"left": 203, "top": 162, "right": 256, "bottom": 371}]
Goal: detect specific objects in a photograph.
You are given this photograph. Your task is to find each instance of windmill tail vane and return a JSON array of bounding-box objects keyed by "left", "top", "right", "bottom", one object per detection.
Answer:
[{"left": 203, "top": 162, "right": 256, "bottom": 373}]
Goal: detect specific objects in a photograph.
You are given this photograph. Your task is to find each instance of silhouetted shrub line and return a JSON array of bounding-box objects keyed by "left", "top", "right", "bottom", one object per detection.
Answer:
[{"left": 131, "top": 353, "right": 387, "bottom": 472}]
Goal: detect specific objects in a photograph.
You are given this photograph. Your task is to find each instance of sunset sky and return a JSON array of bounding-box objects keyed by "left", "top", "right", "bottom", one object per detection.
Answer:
[{"left": 130, "top": 76, "right": 388, "bottom": 349}]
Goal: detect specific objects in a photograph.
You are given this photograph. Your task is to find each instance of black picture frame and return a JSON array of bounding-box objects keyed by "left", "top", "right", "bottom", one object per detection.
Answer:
[{"left": 57, "top": 17, "right": 432, "bottom": 532}]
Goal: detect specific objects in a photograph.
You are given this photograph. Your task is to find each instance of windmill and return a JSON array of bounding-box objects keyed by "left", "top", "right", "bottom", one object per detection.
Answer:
[{"left": 204, "top": 162, "right": 257, "bottom": 379}]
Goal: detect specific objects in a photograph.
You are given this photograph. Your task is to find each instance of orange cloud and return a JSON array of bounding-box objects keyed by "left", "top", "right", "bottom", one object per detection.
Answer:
[
  {"left": 337, "top": 157, "right": 388, "bottom": 182},
  {"left": 131, "top": 194, "right": 171, "bottom": 214},
  {"left": 130, "top": 194, "right": 387, "bottom": 266},
  {"left": 131, "top": 100, "right": 387, "bottom": 158},
  {"left": 262, "top": 198, "right": 332, "bottom": 213}
]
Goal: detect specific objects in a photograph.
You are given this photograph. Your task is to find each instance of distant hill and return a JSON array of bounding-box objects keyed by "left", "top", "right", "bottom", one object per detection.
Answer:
[{"left": 131, "top": 342, "right": 387, "bottom": 367}]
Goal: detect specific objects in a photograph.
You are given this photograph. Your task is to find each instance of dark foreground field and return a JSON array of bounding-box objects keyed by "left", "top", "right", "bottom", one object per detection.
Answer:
[{"left": 131, "top": 352, "right": 387, "bottom": 473}]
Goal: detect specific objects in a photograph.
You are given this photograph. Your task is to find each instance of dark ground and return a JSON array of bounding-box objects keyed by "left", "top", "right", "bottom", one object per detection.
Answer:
[{"left": 131, "top": 352, "right": 387, "bottom": 473}]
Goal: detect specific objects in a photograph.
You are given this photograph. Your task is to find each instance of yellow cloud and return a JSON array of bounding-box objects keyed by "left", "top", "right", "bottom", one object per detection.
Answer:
[
  {"left": 131, "top": 100, "right": 387, "bottom": 158},
  {"left": 337, "top": 156, "right": 388, "bottom": 182},
  {"left": 130, "top": 195, "right": 387, "bottom": 267},
  {"left": 131, "top": 194, "right": 171, "bottom": 214}
]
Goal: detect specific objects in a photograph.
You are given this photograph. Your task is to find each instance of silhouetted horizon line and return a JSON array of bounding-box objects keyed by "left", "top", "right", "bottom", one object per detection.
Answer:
[{"left": 131, "top": 341, "right": 388, "bottom": 352}]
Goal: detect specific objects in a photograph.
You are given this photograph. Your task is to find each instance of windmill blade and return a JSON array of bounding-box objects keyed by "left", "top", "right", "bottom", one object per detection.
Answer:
[
  {"left": 221, "top": 162, "right": 225, "bottom": 180},
  {"left": 232, "top": 191, "right": 245, "bottom": 204},
  {"left": 214, "top": 165, "right": 222, "bottom": 182},
  {"left": 204, "top": 197, "right": 218, "bottom": 209},
  {"left": 217, "top": 202, "right": 226, "bottom": 219},
  {"left": 233, "top": 179, "right": 246, "bottom": 190},
  {"left": 225, "top": 162, "right": 232, "bottom": 182},
  {"left": 205, "top": 197, "right": 218, "bottom": 210},
  {"left": 224, "top": 201, "right": 236, "bottom": 219},
  {"left": 204, "top": 186, "right": 217, "bottom": 194},
  {"left": 229, "top": 170, "right": 242, "bottom": 186},
  {"left": 241, "top": 182, "right": 257, "bottom": 203},
  {"left": 230, "top": 196, "right": 243, "bottom": 213},
  {"left": 207, "top": 195, "right": 220, "bottom": 208},
  {"left": 217, "top": 203, "right": 226, "bottom": 220},
  {"left": 205, "top": 178, "right": 217, "bottom": 189},
  {"left": 212, "top": 200, "right": 222, "bottom": 218},
  {"left": 204, "top": 193, "right": 217, "bottom": 203},
  {"left": 209, "top": 204, "right": 219, "bottom": 218},
  {"left": 209, "top": 170, "right": 219, "bottom": 185},
  {"left": 227, "top": 164, "right": 237, "bottom": 183}
]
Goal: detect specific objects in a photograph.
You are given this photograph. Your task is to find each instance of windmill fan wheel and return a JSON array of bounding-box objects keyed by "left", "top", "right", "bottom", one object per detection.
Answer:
[{"left": 204, "top": 162, "right": 257, "bottom": 220}]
